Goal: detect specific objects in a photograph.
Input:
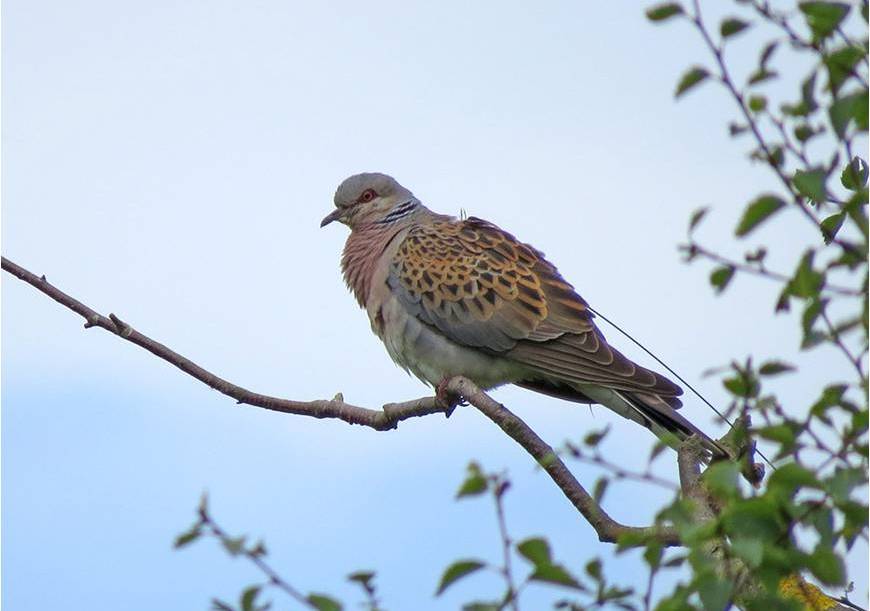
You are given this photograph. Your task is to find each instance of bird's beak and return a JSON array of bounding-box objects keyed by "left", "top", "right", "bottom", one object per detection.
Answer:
[{"left": 320, "top": 208, "right": 346, "bottom": 228}]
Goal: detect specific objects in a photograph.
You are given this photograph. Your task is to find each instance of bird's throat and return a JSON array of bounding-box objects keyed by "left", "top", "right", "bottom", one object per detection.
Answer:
[{"left": 341, "top": 223, "right": 406, "bottom": 308}]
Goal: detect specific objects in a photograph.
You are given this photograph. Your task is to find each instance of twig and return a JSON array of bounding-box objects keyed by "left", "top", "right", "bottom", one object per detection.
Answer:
[
  {"left": 642, "top": 566, "right": 657, "bottom": 611},
  {"left": 750, "top": 1, "right": 868, "bottom": 87},
  {"left": 2, "top": 255, "right": 680, "bottom": 547},
  {"left": 564, "top": 447, "right": 680, "bottom": 492},
  {"left": 198, "top": 505, "right": 316, "bottom": 609},
  {"left": 819, "top": 309, "right": 867, "bottom": 381},
  {"left": 690, "top": 1, "right": 816, "bottom": 223},
  {"left": 492, "top": 480, "right": 520, "bottom": 611},
  {"left": 689, "top": 0, "right": 866, "bottom": 254},
  {"left": 768, "top": 110, "right": 810, "bottom": 168},
  {"left": 684, "top": 243, "right": 862, "bottom": 297}
]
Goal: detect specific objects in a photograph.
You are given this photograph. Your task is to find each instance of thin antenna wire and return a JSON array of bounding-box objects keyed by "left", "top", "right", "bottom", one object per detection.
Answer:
[{"left": 587, "top": 305, "right": 776, "bottom": 471}]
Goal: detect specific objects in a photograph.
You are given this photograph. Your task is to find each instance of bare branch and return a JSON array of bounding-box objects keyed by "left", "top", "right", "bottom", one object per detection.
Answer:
[
  {"left": 2, "top": 255, "right": 679, "bottom": 546},
  {"left": 2, "top": 255, "right": 450, "bottom": 429}
]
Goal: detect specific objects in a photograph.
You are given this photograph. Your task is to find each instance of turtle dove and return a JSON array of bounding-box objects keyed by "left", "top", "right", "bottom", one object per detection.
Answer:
[{"left": 321, "top": 172, "right": 726, "bottom": 457}]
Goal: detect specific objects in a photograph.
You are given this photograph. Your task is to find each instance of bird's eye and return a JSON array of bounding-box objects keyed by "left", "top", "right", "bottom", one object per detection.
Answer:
[{"left": 359, "top": 189, "right": 377, "bottom": 203}]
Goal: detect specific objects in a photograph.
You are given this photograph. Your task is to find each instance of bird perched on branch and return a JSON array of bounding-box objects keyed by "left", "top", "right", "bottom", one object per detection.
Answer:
[{"left": 321, "top": 172, "right": 726, "bottom": 457}]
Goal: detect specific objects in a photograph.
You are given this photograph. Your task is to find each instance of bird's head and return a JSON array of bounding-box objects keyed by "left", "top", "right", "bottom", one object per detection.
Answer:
[{"left": 320, "top": 172, "right": 417, "bottom": 230}]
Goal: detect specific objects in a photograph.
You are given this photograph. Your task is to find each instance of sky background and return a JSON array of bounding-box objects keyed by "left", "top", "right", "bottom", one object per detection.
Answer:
[{"left": 3, "top": 1, "right": 867, "bottom": 609}]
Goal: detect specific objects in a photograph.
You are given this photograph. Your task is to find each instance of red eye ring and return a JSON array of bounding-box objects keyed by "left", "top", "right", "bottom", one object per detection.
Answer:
[{"left": 359, "top": 189, "right": 376, "bottom": 203}]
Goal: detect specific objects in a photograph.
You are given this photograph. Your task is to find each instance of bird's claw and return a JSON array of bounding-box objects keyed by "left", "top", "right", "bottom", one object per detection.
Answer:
[{"left": 436, "top": 377, "right": 465, "bottom": 417}]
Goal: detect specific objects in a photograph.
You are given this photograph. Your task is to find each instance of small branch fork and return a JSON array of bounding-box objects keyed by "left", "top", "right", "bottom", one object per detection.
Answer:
[{"left": 2, "top": 255, "right": 678, "bottom": 546}]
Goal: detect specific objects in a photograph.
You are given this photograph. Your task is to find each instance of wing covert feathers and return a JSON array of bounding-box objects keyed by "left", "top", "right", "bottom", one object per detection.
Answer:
[
  {"left": 383, "top": 214, "right": 732, "bottom": 455},
  {"left": 388, "top": 216, "right": 682, "bottom": 402},
  {"left": 389, "top": 217, "right": 587, "bottom": 351}
]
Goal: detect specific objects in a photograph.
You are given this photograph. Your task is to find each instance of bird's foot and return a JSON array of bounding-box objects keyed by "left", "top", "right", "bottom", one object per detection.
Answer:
[{"left": 436, "top": 377, "right": 467, "bottom": 417}]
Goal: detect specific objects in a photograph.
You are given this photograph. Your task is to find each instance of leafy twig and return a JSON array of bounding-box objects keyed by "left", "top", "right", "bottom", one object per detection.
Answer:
[{"left": 682, "top": 242, "right": 862, "bottom": 297}]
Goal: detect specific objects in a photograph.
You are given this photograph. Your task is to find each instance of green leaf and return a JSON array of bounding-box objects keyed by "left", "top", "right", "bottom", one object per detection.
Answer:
[
  {"left": 825, "top": 46, "right": 865, "bottom": 94},
  {"left": 657, "top": 588, "right": 693, "bottom": 611},
  {"left": 759, "top": 41, "right": 779, "bottom": 67},
  {"left": 648, "top": 440, "right": 668, "bottom": 464},
  {"left": 675, "top": 66, "right": 710, "bottom": 98},
  {"left": 517, "top": 537, "right": 552, "bottom": 566},
  {"left": 644, "top": 541, "right": 663, "bottom": 569},
  {"left": 735, "top": 195, "right": 786, "bottom": 236},
  {"left": 839, "top": 499, "right": 868, "bottom": 549},
  {"left": 837, "top": 500, "right": 867, "bottom": 550},
  {"left": 517, "top": 538, "right": 585, "bottom": 590},
  {"left": 696, "top": 573, "right": 733, "bottom": 611},
  {"left": 721, "top": 497, "right": 785, "bottom": 542},
  {"left": 829, "top": 91, "right": 868, "bottom": 137},
  {"left": 794, "top": 123, "right": 818, "bottom": 143},
  {"left": 530, "top": 563, "right": 584, "bottom": 590},
  {"left": 222, "top": 536, "right": 247, "bottom": 556},
  {"left": 688, "top": 206, "right": 709, "bottom": 232},
  {"left": 720, "top": 17, "right": 750, "bottom": 38},
  {"left": 646, "top": 3, "right": 684, "bottom": 21},
  {"left": 841, "top": 156, "right": 869, "bottom": 190},
  {"left": 826, "top": 466, "right": 865, "bottom": 503},
  {"left": 173, "top": 525, "right": 202, "bottom": 548},
  {"left": 731, "top": 537, "right": 764, "bottom": 567},
  {"left": 748, "top": 94, "right": 767, "bottom": 112},
  {"left": 808, "top": 505, "right": 835, "bottom": 547},
  {"left": 347, "top": 570, "right": 375, "bottom": 589},
  {"left": 793, "top": 168, "right": 828, "bottom": 203},
  {"left": 462, "top": 602, "right": 501, "bottom": 611},
  {"left": 790, "top": 250, "right": 825, "bottom": 299},
  {"left": 748, "top": 68, "right": 778, "bottom": 86},
  {"left": 758, "top": 360, "right": 796, "bottom": 375},
  {"left": 805, "top": 546, "right": 846, "bottom": 585},
  {"left": 240, "top": 585, "right": 263, "bottom": 611},
  {"left": 593, "top": 477, "right": 609, "bottom": 504},
  {"left": 821, "top": 212, "right": 846, "bottom": 244},
  {"left": 801, "top": 330, "right": 828, "bottom": 350},
  {"left": 783, "top": 72, "right": 820, "bottom": 116},
  {"left": 435, "top": 560, "right": 486, "bottom": 595},
  {"left": 456, "top": 462, "right": 488, "bottom": 498},
  {"left": 307, "top": 594, "right": 343, "bottom": 611},
  {"left": 729, "top": 122, "right": 749, "bottom": 136},
  {"left": 768, "top": 463, "right": 821, "bottom": 498},
  {"left": 657, "top": 498, "right": 697, "bottom": 537},
  {"left": 703, "top": 461, "right": 741, "bottom": 499},
  {"left": 800, "top": 71, "right": 819, "bottom": 112},
  {"left": 710, "top": 266, "right": 735, "bottom": 294},
  {"left": 585, "top": 558, "right": 603, "bottom": 581},
  {"left": 801, "top": 297, "right": 826, "bottom": 336},
  {"left": 799, "top": 2, "right": 851, "bottom": 40},
  {"left": 584, "top": 425, "right": 610, "bottom": 447},
  {"left": 770, "top": 145, "right": 785, "bottom": 167},
  {"left": 757, "top": 423, "right": 797, "bottom": 449}
]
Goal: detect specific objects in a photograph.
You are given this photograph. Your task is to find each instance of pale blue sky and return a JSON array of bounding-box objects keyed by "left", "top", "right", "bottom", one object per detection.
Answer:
[{"left": 3, "top": 1, "right": 866, "bottom": 609}]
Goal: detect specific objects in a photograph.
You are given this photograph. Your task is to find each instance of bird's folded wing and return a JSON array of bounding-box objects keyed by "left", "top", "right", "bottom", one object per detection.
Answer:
[{"left": 387, "top": 216, "right": 682, "bottom": 400}]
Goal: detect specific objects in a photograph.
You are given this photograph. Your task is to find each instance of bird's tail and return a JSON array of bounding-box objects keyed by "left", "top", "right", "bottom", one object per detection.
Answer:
[{"left": 515, "top": 379, "right": 730, "bottom": 460}]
